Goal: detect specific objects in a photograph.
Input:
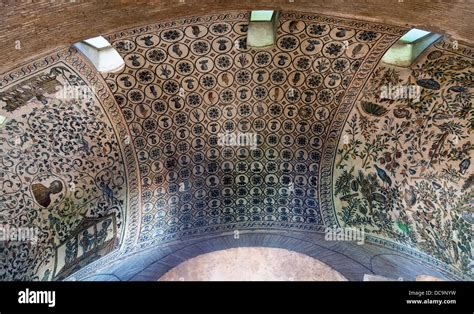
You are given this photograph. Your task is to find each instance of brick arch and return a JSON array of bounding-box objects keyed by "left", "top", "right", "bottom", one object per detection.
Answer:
[{"left": 77, "top": 231, "right": 460, "bottom": 281}]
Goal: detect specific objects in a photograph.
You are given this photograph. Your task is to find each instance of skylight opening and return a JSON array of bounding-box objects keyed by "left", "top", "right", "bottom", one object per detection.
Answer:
[
  {"left": 247, "top": 10, "right": 278, "bottom": 49},
  {"left": 399, "top": 28, "right": 431, "bottom": 43},
  {"left": 83, "top": 36, "right": 111, "bottom": 50},
  {"left": 250, "top": 10, "right": 274, "bottom": 22},
  {"left": 381, "top": 28, "right": 442, "bottom": 67},
  {"left": 73, "top": 36, "right": 125, "bottom": 73}
]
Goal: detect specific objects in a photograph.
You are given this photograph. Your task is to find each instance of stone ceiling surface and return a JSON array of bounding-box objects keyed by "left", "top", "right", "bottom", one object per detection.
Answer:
[
  {"left": 2, "top": 0, "right": 474, "bottom": 73},
  {"left": 0, "top": 9, "right": 473, "bottom": 281}
]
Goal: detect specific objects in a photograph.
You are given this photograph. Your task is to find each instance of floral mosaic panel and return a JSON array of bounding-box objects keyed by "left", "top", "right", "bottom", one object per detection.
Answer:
[
  {"left": 0, "top": 61, "right": 128, "bottom": 280},
  {"left": 333, "top": 41, "right": 473, "bottom": 278}
]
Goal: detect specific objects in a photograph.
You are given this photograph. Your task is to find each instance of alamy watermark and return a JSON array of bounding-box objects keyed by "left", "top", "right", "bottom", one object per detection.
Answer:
[
  {"left": 217, "top": 131, "right": 258, "bottom": 150},
  {"left": 0, "top": 225, "right": 38, "bottom": 245},
  {"left": 54, "top": 85, "right": 96, "bottom": 100},
  {"left": 380, "top": 83, "right": 421, "bottom": 102},
  {"left": 324, "top": 226, "right": 365, "bottom": 245}
]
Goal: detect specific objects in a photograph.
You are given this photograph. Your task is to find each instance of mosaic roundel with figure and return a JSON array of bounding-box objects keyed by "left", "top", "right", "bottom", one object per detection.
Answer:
[{"left": 103, "top": 12, "right": 392, "bottom": 244}]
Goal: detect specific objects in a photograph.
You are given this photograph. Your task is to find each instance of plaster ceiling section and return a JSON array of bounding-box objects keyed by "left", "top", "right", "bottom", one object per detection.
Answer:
[
  {"left": 157, "top": 247, "right": 348, "bottom": 281},
  {"left": 2, "top": 0, "right": 474, "bottom": 73}
]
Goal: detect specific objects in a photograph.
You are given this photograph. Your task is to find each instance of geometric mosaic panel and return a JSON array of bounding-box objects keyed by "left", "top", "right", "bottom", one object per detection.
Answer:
[{"left": 103, "top": 11, "right": 405, "bottom": 246}]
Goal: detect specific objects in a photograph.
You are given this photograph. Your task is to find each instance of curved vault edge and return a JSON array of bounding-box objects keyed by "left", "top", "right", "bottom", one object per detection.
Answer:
[
  {"left": 78, "top": 231, "right": 464, "bottom": 281},
  {"left": 63, "top": 47, "right": 143, "bottom": 260}
]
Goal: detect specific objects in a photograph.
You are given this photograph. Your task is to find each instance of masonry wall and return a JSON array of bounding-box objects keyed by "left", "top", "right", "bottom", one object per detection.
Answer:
[{"left": 1, "top": 0, "right": 474, "bottom": 73}]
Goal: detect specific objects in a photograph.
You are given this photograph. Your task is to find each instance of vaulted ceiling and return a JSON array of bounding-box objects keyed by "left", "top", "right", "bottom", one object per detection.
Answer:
[{"left": 0, "top": 8, "right": 472, "bottom": 281}]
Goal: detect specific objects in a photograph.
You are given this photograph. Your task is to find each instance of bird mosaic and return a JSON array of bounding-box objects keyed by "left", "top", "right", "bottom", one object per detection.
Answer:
[
  {"left": 32, "top": 180, "right": 64, "bottom": 208},
  {"left": 374, "top": 164, "right": 392, "bottom": 188}
]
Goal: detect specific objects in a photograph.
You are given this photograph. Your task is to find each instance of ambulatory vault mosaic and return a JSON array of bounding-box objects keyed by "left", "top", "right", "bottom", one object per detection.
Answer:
[{"left": 0, "top": 10, "right": 472, "bottom": 280}]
